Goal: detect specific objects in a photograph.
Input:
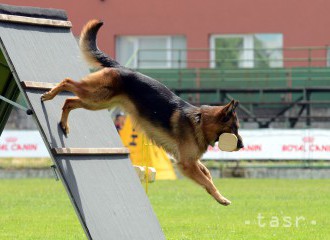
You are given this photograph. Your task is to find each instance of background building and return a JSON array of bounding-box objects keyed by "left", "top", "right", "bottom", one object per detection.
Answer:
[
  {"left": 2, "top": 0, "right": 330, "bottom": 129},
  {"left": 1, "top": 0, "right": 330, "bottom": 66}
]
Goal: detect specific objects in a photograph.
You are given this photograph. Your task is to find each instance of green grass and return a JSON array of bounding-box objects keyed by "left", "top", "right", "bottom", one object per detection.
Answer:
[{"left": 0, "top": 179, "right": 329, "bottom": 240}]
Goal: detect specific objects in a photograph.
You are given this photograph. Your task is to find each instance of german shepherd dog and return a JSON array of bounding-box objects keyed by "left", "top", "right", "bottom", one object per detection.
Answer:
[{"left": 41, "top": 20, "right": 244, "bottom": 206}]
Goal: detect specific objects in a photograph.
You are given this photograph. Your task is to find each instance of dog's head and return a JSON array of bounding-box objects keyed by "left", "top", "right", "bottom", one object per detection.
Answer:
[{"left": 198, "top": 100, "right": 244, "bottom": 151}]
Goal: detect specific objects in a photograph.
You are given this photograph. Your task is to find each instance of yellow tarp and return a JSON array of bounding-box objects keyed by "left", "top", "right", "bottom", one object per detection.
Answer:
[{"left": 119, "top": 116, "right": 176, "bottom": 180}]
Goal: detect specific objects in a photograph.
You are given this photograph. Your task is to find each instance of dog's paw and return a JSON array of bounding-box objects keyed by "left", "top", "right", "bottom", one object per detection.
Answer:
[
  {"left": 41, "top": 92, "right": 53, "bottom": 102},
  {"left": 217, "top": 197, "right": 231, "bottom": 206},
  {"left": 60, "top": 122, "right": 70, "bottom": 135}
]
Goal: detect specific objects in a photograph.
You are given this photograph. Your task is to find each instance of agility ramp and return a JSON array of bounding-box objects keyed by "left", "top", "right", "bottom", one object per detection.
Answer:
[{"left": 0, "top": 4, "right": 165, "bottom": 240}]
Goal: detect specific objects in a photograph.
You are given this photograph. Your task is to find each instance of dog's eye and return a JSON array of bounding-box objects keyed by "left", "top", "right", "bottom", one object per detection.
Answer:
[{"left": 222, "top": 115, "right": 231, "bottom": 122}]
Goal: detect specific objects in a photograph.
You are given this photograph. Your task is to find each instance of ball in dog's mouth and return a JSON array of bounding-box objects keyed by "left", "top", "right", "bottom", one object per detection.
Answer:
[{"left": 218, "top": 133, "right": 238, "bottom": 152}]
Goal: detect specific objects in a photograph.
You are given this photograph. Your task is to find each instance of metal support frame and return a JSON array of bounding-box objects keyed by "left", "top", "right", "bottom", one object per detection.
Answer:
[
  {"left": 289, "top": 104, "right": 306, "bottom": 128},
  {"left": 174, "top": 87, "right": 330, "bottom": 128},
  {"left": 224, "top": 93, "right": 262, "bottom": 125},
  {"left": 0, "top": 60, "right": 9, "bottom": 68},
  {"left": 258, "top": 96, "right": 304, "bottom": 128},
  {"left": 0, "top": 71, "right": 32, "bottom": 133},
  {"left": 0, "top": 49, "right": 33, "bottom": 135},
  {"left": 306, "top": 91, "right": 312, "bottom": 127},
  {"left": 0, "top": 94, "right": 33, "bottom": 115}
]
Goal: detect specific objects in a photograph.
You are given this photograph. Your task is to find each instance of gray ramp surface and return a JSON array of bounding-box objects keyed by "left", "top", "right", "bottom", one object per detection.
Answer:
[{"left": 0, "top": 18, "right": 165, "bottom": 240}]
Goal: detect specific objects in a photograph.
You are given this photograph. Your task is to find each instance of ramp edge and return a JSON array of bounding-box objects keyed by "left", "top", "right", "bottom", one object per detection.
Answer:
[{"left": 0, "top": 14, "right": 72, "bottom": 28}]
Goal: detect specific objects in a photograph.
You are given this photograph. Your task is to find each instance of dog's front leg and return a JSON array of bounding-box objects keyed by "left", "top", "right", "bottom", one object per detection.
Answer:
[
  {"left": 41, "top": 78, "right": 80, "bottom": 101},
  {"left": 197, "top": 160, "right": 213, "bottom": 181},
  {"left": 60, "top": 98, "right": 109, "bottom": 135},
  {"left": 177, "top": 160, "right": 231, "bottom": 206},
  {"left": 60, "top": 97, "right": 84, "bottom": 135}
]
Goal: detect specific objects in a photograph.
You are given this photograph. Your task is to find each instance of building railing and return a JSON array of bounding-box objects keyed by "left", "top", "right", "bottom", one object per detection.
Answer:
[
  {"left": 124, "top": 46, "right": 330, "bottom": 128},
  {"left": 125, "top": 46, "right": 329, "bottom": 69}
]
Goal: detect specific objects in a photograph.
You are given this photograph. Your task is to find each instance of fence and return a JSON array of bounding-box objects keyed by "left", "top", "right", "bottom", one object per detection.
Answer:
[{"left": 127, "top": 46, "right": 329, "bottom": 69}]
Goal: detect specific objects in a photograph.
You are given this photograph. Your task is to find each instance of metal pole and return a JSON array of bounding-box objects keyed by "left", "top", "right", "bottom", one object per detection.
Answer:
[
  {"left": 0, "top": 94, "right": 33, "bottom": 115},
  {"left": 178, "top": 49, "right": 182, "bottom": 69},
  {"left": 306, "top": 91, "right": 311, "bottom": 127}
]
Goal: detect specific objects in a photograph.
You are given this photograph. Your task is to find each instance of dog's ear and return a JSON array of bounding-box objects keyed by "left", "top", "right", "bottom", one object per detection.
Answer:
[
  {"left": 225, "top": 99, "right": 239, "bottom": 113},
  {"left": 231, "top": 100, "right": 239, "bottom": 111},
  {"left": 220, "top": 100, "right": 239, "bottom": 122}
]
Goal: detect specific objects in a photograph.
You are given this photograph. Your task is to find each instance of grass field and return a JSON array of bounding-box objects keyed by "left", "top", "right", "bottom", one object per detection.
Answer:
[{"left": 0, "top": 179, "right": 329, "bottom": 240}]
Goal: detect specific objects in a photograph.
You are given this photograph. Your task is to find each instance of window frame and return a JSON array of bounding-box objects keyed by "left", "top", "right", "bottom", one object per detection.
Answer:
[
  {"left": 210, "top": 33, "right": 283, "bottom": 68},
  {"left": 116, "top": 35, "right": 185, "bottom": 69}
]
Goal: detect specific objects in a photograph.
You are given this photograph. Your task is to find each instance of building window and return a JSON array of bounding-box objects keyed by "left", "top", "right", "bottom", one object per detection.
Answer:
[
  {"left": 116, "top": 36, "right": 186, "bottom": 68},
  {"left": 210, "top": 34, "right": 283, "bottom": 68}
]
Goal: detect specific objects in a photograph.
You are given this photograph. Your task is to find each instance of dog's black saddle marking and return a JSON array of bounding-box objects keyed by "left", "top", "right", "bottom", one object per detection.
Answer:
[{"left": 120, "top": 68, "right": 193, "bottom": 130}]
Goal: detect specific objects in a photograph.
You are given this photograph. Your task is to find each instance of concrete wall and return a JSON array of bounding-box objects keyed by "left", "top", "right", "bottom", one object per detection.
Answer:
[
  {"left": 0, "top": 168, "right": 54, "bottom": 178},
  {"left": 5, "top": 108, "right": 37, "bottom": 130},
  {"left": 2, "top": 167, "right": 330, "bottom": 179},
  {"left": 220, "top": 167, "right": 330, "bottom": 179}
]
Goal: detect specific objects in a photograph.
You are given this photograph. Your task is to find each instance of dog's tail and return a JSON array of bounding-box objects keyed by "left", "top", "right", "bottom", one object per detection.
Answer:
[{"left": 79, "top": 19, "right": 121, "bottom": 68}]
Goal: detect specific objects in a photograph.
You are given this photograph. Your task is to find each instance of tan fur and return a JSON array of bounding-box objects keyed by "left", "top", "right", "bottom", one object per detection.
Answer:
[
  {"left": 41, "top": 74, "right": 234, "bottom": 205},
  {"left": 40, "top": 20, "right": 245, "bottom": 206},
  {"left": 79, "top": 19, "right": 103, "bottom": 68}
]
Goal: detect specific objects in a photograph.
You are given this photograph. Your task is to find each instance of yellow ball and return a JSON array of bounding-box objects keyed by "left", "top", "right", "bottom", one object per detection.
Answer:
[{"left": 218, "top": 133, "right": 238, "bottom": 152}]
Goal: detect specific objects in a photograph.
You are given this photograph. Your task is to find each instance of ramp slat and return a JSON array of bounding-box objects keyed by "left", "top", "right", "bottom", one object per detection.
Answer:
[
  {"left": 21, "top": 81, "right": 56, "bottom": 90},
  {"left": 0, "top": 13, "right": 72, "bottom": 28}
]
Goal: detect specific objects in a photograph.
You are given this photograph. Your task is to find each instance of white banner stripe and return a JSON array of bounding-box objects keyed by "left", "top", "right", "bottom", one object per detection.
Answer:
[
  {"left": 0, "top": 130, "right": 49, "bottom": 158},
  {"left": 1, "top": 129, "right": 330, "bottom": 160},
  {"left": 203, "top": 129, "right": 330, "bottom": 160}
]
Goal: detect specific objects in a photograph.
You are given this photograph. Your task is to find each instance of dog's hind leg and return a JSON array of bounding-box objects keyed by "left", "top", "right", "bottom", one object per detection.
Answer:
[
  {"left": 41, "top": 78, "right": 81, "bottom": 101},
  {"left": 178, "top": 161, "right": 231, "bottom": 206}
]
